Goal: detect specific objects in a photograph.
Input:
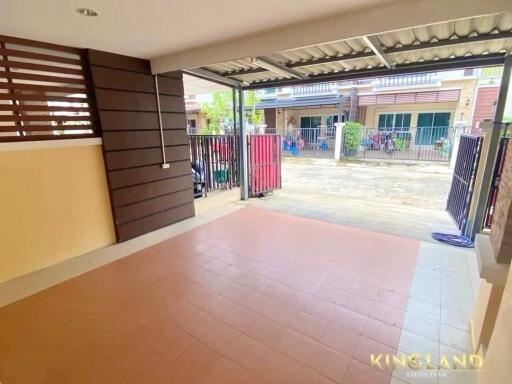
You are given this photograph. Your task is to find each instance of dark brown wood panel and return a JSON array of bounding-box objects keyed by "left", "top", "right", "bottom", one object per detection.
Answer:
[
  {"left": 0, "top": 34, "right": 82, "bottom": 54},
  {"left": 0, "top": 105, "right": 90, "bottom": 112},
  {"left": 0, "top": 47, "right": 81, "bottom": 65},
  {"left": 0, "top": 82, "right": 85, "bottom": 94},
  {"left": 112, "top": 174, "right": 192, "bottom": 207},
  {"left": 105, "top": 145, "right": 190, "bottom": 170},
  {"left": 88, "top": 50, "right": 150, "bottom": 73},
  {"left": 99, "top": 111, "right": 158, "bottom": 131},
  {"left": 0, "top": 115, "right": 90, "bottom": 122},
  {"left": 0, "top": 60, "right": 83, "bottom": 75},
  {"left": 160, "top": 71, "right": 183, "bottom": 80},
  {"left": 102, "top": 130, "right": 188, "bottom": 150},
  {"left": 95, "top": 90, "right": 185, "bottom": 112},
  {"left": 95, "top": 89, "right": 157, "bottom": 111},
  {"left": 98, "top": 111, "right": 186, "bottom": 131},
  {"left": 162, "top": 113, "right": 187, "bottom": 129},
  {"left": 115, "top": 189, "right": 193, "bottom": 224},
  {"left": 160, "top": 96, "right": 186, "bottom": 113},
  {"left": 0, "top": 94, "right": 87, "bottom": 103},
  {"left": 87, "top": 49, "right": 194, "bottom": 242},
  {"left": 0, "top": 133, "right": 96, "bottom": 142},
  {"left": 0, "top": 71, "right": 85, "bottom": 84},
  {"left": 108, "top": 160, "right": 190, "bottom": 190},
  {"left": 91, "top": 66, "right": 155, "bottom": 93},
  {"left": 157, "top": 76, "right": 184, "bottom": 96},
  {"left": 0, "top": 125, "right": 94, "bottom": 133},
  {"left": 0, "top": 35, "right": 96, "bottom": 142},
  {"left": 117, "top": 203, "right": 194, "bottom": 241}
]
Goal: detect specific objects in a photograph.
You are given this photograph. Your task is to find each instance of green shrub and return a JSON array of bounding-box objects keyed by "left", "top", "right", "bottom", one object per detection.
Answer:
[
  {"left": 344, "top": 122, "right": 362, "bottom": 152},
  {"left": 395, "top": 138, "right": 407, "bottom": 151}
]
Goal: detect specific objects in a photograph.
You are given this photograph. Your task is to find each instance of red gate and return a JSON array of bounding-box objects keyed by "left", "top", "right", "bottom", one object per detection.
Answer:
[{"left": 248, "top": 134, "right": 281, "bottom": 196}]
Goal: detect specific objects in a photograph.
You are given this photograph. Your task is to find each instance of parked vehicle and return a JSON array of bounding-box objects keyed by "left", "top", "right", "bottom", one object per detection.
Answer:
[{"left": 191, "top": 161, "right": 205, "bottom": 197}]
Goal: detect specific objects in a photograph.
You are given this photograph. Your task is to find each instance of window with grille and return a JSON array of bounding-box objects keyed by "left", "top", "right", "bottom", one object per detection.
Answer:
[
  {"left": 377, "top": 113, "right": 411, "bottom": 131},
  {"left": 0, "top": 35, "right": 96, "bottom": 142}
]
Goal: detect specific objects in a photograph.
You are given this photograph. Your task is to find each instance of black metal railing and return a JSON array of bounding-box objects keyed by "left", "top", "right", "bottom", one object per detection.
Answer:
[
  {"left": 376, "top": 73, "right": 435, "bottom": 88},
  {"left": 189, "top": 135, "right": 239, "bottom": 197},
  {"left": 292, "top": 82, "right": 336, "bottom": 95},
  {"left": 484, "top": 137, "right": 509, "bottom": 228},
  {"left": 446, "top": 135, "right": 483, "bottom": 231},
  {"left": 344, "top": 126, "right": 460, "bottom": 162}
]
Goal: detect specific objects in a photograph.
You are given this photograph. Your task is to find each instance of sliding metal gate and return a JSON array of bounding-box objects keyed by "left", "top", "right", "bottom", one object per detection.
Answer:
[
  {"left": 248, "top": 134, "right": 281, "bottom": 196},
  {"left": 484, "top": 137, "right": 509, "bottom": 228},
  {"left": 446, "top": 135, "right": 483, "bottom": 231},
  {"left": 189, "top": 135, "right": 239, "bottom": 197}
]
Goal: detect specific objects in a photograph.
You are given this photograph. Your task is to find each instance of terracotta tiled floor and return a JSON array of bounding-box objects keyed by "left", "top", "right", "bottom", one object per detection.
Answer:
[{"left": 0, "top": 207, "right": 420, "bottom": 384}]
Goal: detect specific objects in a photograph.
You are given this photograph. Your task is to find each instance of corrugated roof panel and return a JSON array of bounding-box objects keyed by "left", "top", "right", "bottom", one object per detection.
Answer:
[
  {"left": 314, "top": 42, "right": 339, "bottom": 57},
  {"left": 194, "top": 13, "right": 512, "bottom": 86},
  {"left": 390, "top": 39, "right": 512, "bottom": 65},
  {"left": 267, "top": 52, "right": 299, "bottom": 64}
]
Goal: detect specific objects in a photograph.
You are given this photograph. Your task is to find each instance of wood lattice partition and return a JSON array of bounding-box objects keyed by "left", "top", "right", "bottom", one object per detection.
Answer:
[{"left": 0, "top": 35, "right": 96, "bottom": 142}]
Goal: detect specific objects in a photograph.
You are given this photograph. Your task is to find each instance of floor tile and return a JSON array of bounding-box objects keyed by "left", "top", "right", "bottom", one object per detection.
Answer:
[
  {"left": 276, "top": 329, "right": 350, "bottom": 383},
  {"left": 319, "top": 322, "right": 361, "bottom": 356},
  {"left": 439, "top": 324, "right": 472, "bottom": 352},
  {"left": 342, "top": 359, "right": 391, "bottom": 384},
  {"left": 0, "top": 207, "right": 428, "bottom": 383}
]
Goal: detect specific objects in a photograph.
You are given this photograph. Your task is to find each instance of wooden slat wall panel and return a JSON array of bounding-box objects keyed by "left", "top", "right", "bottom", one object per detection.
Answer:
[
  {"left": 87, "top": 49, "right": 194, "bottom": 242},
  {"left": 117, "top": 203, "right": 195, "bottom": 241},
  {"left": 109, "top": 160, "right": 191, "bottom": 189},
  {"left": 112, "top": 174, "right": 192, "bottom": 207},
  {"left": 102, "top": 130, "right": 188, "bottom": 150},
  {"left": 105, "top": 145, "right": 190, "bottom": 170},
  {"left": 116, "top": 189, "right": 193, "bottom": 224},
  {"left": 98, "top": 111, "right": 186, "bottom": 131},
  {"left": 95, "top": 89, "right": 185, "bottom": 112},
  {"left": 0, "top": 34, "right": 96, "bottom": 141}
]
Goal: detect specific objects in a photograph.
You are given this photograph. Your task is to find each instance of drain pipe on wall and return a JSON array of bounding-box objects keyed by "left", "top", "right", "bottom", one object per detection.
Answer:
[{"left": 154, "top": 75, "right": 170, "bottom": 169}]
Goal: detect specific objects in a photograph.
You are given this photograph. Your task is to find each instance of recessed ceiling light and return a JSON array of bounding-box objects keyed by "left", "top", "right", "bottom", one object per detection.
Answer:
[{"left": 76, "top": 8, "right": 98, "bottom": 17}]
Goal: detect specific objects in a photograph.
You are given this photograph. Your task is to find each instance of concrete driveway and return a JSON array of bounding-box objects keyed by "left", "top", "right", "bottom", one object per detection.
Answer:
[{"left": 248, "top": 157, "right": 459, "bottom": 242}]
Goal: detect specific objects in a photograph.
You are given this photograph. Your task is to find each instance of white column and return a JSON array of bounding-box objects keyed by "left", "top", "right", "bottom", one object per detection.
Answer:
[
  {"left": 449, "top": 125, "right": 464, "bottom": 169},
  {"left": 334, "top": 122, "right": 345, "bottom": 160}
]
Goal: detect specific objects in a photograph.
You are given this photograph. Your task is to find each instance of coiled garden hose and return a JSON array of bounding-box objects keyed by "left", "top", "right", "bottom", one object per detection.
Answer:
[{"left": 431, "top": 232, "right": 474, "bottom": 248}]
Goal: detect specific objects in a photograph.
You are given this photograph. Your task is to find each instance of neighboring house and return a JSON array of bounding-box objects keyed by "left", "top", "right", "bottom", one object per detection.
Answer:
[
  {"left": 256, "top": 68, "right": 503, "bottom": 136},
  {"left": 185, "top": 68, "right": 505, "bottom": 135}
]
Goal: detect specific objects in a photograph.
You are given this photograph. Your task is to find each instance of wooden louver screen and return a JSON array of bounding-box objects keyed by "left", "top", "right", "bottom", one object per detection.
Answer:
[{"left": 0, "top": 35, "right": 96, "bottom": 142}]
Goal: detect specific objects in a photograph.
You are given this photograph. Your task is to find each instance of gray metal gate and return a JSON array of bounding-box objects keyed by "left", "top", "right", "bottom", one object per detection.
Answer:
[{"left": 446, "top": 135, "right": 483, "bottom": 230}]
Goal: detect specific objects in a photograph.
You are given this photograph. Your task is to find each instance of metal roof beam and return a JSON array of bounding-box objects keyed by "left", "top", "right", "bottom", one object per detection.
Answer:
[
  {"left": 184, "top": 67, "right": 243, "bottom": 88},
  {"left": 244, "top": 53, "right": 506, "bottom": 89},
  {"left": 221, "top": 30, "right": 512, "bottom": 79},
  {"left": 362, "top": 35, "right": 394, "bottom": 69},
  {"left": 251, "top": 57, "right": 308, "bottom": 79}
]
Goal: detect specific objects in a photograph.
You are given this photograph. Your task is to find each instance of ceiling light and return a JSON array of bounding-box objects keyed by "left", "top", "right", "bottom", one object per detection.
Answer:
[{"left": 76, "top": 8, "right": 98, "bottom": 17}]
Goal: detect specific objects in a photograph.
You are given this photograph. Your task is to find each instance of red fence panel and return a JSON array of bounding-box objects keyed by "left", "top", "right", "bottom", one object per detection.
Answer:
[{"left": 249, "top": 134, "right": 281, "bottom": 196}]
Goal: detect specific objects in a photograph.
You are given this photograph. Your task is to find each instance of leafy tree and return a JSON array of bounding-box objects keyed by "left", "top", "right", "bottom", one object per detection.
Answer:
[
  {"left": 200, "top": 91, "right": 233, "bottom": 134},
  {"left": 200, "top": 90, "right": 264, "bottom": 134},
  {"left": 244, "top": 90, "right": 262, "bottom": 125}
]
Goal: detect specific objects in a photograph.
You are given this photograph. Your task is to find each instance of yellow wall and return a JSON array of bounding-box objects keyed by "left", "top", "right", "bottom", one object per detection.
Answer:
[
  {"left": 480, "top": 264, "right": 512, "bottom": 384},
  {"left": 0, "top": 141, "right": 116, "bottom": 283}
]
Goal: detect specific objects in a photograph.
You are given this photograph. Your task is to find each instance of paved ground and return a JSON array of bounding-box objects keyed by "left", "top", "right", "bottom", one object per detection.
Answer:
[{"left": 248, "top": 157, "right": 459, "bottom": 242}]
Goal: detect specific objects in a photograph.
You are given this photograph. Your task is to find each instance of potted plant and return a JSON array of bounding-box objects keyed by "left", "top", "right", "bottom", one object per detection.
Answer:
[{"left": 343, "top": 122, "right": 362, "bottom": 156}]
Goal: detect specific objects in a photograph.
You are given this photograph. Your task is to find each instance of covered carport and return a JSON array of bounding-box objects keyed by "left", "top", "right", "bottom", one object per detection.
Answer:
[
  {"left": 179, "top": 12, "right": 512, "bottom": 240},
  {"left": 1, "top": 1, "right": 512, "bottom": 384}
]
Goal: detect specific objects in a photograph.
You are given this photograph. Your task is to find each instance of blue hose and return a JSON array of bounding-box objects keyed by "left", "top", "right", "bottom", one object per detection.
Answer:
[{"left": 431, "top": 232, "right": 474, "bottom": 248}]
